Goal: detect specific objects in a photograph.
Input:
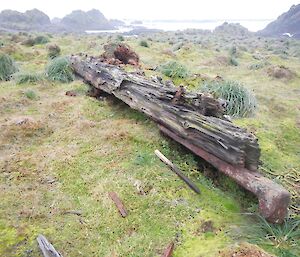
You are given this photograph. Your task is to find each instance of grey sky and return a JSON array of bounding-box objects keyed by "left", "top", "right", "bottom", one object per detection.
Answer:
[{"left": 0, "top": 0, "right": 298, "bottom": 20}]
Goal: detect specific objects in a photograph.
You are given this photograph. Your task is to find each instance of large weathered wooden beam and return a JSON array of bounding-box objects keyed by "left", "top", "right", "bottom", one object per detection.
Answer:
[
  {"left": 70, "top": 55, "right": 260, "bottom": 171},
  {"left": 70, "top": 55, "right": 290, "bottom": 223}
]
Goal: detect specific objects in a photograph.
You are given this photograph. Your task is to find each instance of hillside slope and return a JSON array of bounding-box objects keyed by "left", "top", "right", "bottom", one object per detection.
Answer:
[{"left": 259, "top": 4, "right": 300, "bottom": 38}]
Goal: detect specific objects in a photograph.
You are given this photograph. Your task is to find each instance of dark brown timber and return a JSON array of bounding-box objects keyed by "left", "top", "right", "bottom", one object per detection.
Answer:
[
  {"left": 70, "top": 55, "right": 290, "bottom": 223},
  {"left": 155, "top": 149, "right": 201, "bottom": 194},
  {"left": 108, "top": 192, "right": 128, "bottom": 217}
]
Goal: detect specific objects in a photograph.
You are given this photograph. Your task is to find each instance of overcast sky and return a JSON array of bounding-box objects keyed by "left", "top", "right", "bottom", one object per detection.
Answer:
[{"left": 0, "top": 0, "right": 298, "bottom": 20}]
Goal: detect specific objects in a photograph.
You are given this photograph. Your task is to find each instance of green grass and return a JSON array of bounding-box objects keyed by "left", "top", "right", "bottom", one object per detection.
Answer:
[
  {"left": 200, "top": 80, "right": 257, "bottom": 118},
  {"left": 47, "top": 44, "right": 61, "bottom": 59},
  {"left": 159, "top": 61, "right": 189, "bottom": 79},
  {"left": 14, "top": 72, "right": 43, "bottom": 84},
  {"left": 45, "top": 56, "right": 74, "bottom": 83},
  {"left": 24, "top": 89, "right": 39, "bottom": 100},
  {"left": 244, "top": 215, "right": 300, "bottom": 256},
  {"left": 140, "top": 40, "right": 150, "bottom": 48},
  {"left": 0, "top": 53, "right": 18, "bottom": 80}
]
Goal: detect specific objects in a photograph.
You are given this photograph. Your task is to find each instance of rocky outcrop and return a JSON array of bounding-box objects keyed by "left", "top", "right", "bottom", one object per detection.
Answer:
[
  {"left": 259, "top": 4, "right": 300, "bottom": 39},
  {"left": 59, "top": 9, "right": 114, "bottom": 32},
  {"left": 0, "top": 8, "right": 115, "bottom": 33},
  {"left": 0, "top": 9, "right": 51, "bottom": 31}
]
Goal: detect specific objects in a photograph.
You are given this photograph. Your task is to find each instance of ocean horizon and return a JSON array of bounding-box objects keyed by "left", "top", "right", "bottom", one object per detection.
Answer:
[{"left": 86, "top": 19, "right": 273, "bottom": 34}]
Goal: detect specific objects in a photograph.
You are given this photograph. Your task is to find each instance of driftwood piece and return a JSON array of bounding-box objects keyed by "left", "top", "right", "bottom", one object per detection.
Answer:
[
  {"left": 161, "top": 242, "right": 174, "bottom": 257},
  {"left": 159, "top": 125, "right": 290, "bottom": 223},
  {"left": 70, "top": 55, "right": 260, "bottom": 171},
  {"left": 108, "top": 192, "right": 128, "bottom": 217},
  {"left": 70, "top": 55, "right": 290, "bottom": 223},
  {"left": 37, "top": 235, "right": 62, "bottom": 257},
  {"left": 155, "top": 149, "right": 201, "bottom": 194}
]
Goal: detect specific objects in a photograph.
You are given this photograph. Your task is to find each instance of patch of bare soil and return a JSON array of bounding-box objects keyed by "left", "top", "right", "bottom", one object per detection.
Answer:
[
  {"left": 267, "top": 65, "right": 296, "bottom": 80},
  {"left": 219, "top": 243, "right": 275, "bottom": 257}
]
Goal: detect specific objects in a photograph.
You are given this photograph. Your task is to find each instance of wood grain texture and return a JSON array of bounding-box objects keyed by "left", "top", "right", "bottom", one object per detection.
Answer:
[{"left": 70, "top": 55, "right": 260, "bottom": 171}]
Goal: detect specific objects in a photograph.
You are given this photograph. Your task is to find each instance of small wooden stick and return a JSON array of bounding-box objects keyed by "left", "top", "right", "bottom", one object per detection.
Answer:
[
  {"left": 155, "top": 150, "right": 201, "bottom": 194},
  {"left": 37, "top": 234, "right": 62, "bottom": 257},
  {"left": 161, "top": 242, "right": 174, "bottom": 257},
  {"left": 108, "top": 192, "right": 128, "bottom": 217}
]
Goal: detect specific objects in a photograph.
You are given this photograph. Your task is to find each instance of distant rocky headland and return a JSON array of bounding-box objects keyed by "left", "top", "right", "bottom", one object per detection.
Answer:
[
  {"left": 0, "top": 8, "right": 122, "bottom": 33},
  {"left": 259, "top": 4, "right": 300, "bottom": 39}
]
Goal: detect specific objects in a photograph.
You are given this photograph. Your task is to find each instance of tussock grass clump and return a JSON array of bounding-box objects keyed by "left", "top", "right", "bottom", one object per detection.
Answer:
[
  {"left": 47, "top": 44, "right": 61, "bottom": 59},
  {"left": 117, "top": 35, "right": 124, "bottom": 41},
  {"left": 45, "top": 57, "right": 74, "bottom": 83},
  {"left": 159, "top": 61, "right": 189, "bottom": 79},
  {"left": 245, "top": 216, "right": 300, "bottom": 257},
  {"left": 24, "top": 89, "right": 38, "bottom": 100},
  {"left": 14, "top": 72, "right": 43, "bottom": 84},
  {"left": 139, "top": 40, "right": 149, "bottom": 47},
  {"left": 22, "top": 38, "right": 36, "bottom": 47},
  {"left": 229, "top": 56, "right": 239, "bottom": 66},
  {"left": 22, "top": 35, "right": 50, "bottom": 46},
  {"left": 34, "top": 35, "right": 50, "bottom": 45},
  {"left": 0, "top": 53, "right": 18, "bottom": 81},
  {"left": 200, "top": 80, "right": 257, "bottom": 117}
]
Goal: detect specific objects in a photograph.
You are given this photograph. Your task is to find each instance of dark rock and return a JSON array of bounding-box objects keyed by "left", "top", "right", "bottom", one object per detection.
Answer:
[
  {"left": 259, "top": 4, "right": 300, "bottom": 39},
  {"left": 60, "top": 9, "right": 114, "bottom": 32},
  {"left": 0, "top": 9, "right": 50, "bottom": 31}
]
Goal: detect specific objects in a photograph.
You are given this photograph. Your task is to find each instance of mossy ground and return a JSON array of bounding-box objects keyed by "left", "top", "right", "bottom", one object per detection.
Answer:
[{"left": 0, "top": 32, "right": 299, "bottom": 256}]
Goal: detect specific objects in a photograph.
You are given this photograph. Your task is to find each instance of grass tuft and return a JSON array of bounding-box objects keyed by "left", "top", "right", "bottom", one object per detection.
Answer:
[
  {"left": 140, "top": 40, "right": 149, "bottom": 48},
  {"left": 33, "top": 35, "right": 50, "bottom": 45},
  {"left": 159, "top": 61, "right": 189, "bottom": 79},
  {"left": 47, "top": 44, "right": 61, "bottom": 59},
  {"left": 45, "top": 57, "right": 74, "bottom": 83},
  {"left": 24, "top": 89, "right": 39, "bottom": 100},
  {"left": 200, "top": 80, "right": 257, "bottom": 118},
  {"left": 245, "top": 215, "right": 300, "bottom": 256},
  {"left": 14, "top": 72, "right": 43, "bottom": 85},
  {"left": 0, "top": 53, "right": 18, "bottom": 81}
]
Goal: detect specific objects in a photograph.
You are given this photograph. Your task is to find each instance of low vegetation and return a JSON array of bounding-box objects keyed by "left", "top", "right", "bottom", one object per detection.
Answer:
[
  {"left": 47, "top": 44, "right": 61, "bottom": 59},
  {"left": 0, "top": 53, "right": 18, "bottom": 80},
  {"left": 24, "top": 89, "right": 39, "bottom": 100},
  {"left": 140, "top": 40, "right": 149, "bottom": 47},
  {"left": 45, "top": 57, "right": 74, "bottom": 83},
  {"left": 245, "top": 215, "right": 300, "bottom": 256},
  {"left": 22, "top": 35, "right": 50, "bottom": 47},
  {"left": 14, "top": 72, "right": 43, "bottom": 84},
  {"left": 159, "top": 61, "right": 189, "bottom": 79},
  {"left": 200, "top": 80, "right": 257, "bottom": 117}
]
